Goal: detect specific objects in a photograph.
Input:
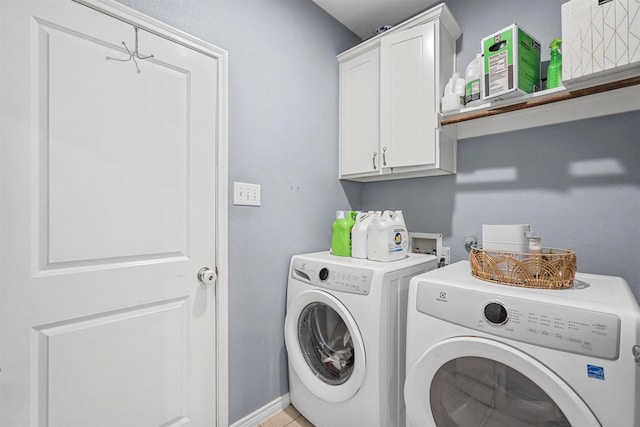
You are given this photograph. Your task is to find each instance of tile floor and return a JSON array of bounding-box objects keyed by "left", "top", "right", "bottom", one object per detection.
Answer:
[{"left": 258, "top": 405, "right": 314, "bottom": 427}]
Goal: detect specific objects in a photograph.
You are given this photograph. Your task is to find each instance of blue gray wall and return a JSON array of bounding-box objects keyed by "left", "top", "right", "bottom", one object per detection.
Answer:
[
  {"left": 364, "top": 112, "right": 640, "bottom": 294},
  {"left": 117, "top": 0, "right": 640, "bottom": 424},
  {"left": 115, "top": 0, "right": 360, "bottom": 423}
]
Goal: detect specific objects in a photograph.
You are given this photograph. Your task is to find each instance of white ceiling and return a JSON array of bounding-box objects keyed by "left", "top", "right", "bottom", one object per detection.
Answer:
[{"left": 311, "top": 0, "right": 439, "bottom": 39}]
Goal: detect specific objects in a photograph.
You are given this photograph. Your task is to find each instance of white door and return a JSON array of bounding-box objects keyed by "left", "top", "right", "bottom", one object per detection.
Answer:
[{"left": 0, "top": 1, "right": 225, "bottom": 426}]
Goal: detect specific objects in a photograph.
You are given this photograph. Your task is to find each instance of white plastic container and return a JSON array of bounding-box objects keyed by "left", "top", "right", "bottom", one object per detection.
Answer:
[
  {"left": 367, "top": 211, "right": 409, "bottom": 262},
  {"left": 482, "top": 224, "right": 531, "bottom": 253},
  {"left": 465, "top": 53, "right": 483, "bottom": 106},
  {"left": 351, "top": 211, "right": 378, "bottom": 259},
  {"left": 441, "top": 72, "right": 465, "bottom": 112}
]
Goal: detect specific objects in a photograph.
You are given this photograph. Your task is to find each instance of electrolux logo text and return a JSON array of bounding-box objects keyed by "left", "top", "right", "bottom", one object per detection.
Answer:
[{"left": 436, "top": 291, "right": 448, "bottom": 302}]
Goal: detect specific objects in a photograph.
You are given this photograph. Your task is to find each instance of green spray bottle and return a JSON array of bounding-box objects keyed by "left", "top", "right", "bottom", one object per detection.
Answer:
[
  {"left": 331, "top": 211, "right": 356, "bottom": 256},
  {"left": 547, "top": 38, "right": 562, "bottom": 89}
]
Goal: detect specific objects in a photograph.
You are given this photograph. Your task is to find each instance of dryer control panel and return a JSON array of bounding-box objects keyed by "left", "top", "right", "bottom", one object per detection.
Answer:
[
  {"left": 416, "top": 283, "right": 621, "bottom": 360},
  {"left": 291, "top": 258, "right": 373, "bottom": 295}
]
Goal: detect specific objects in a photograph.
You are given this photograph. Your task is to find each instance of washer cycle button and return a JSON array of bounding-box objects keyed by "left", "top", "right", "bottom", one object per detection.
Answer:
[
  {"left": 319, "top": 268, "right": 329, "bottom": 281},
  {"left": 484, "top": 302, "right": 509, "bottom": 325}
]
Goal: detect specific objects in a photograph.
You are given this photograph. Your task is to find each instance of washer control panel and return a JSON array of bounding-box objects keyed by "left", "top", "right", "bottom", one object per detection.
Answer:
[
  {"left": 416, "top": 283, "right": 621, "bottom": 360},
  {"left": 291, "top": 258, "right": 373, "bottom": 295}
]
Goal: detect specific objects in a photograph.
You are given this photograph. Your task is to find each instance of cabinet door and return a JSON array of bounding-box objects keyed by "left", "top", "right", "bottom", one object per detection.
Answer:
[
  {"left": 339, "top": 47, "right": 380, "bottom": 177},
  {"left": 381, "top": 23, "right": 437, "bottom": 169}
]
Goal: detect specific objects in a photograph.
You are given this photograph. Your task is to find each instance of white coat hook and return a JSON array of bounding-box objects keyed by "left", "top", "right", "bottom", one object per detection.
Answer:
[{"left": 106, "top": 26, "right": 154, "bottom": 73}]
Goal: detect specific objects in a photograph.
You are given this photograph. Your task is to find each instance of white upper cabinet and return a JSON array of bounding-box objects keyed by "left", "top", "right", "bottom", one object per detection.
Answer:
[{"left": 338, "top": 4, "right": 461, "bottom": 182}]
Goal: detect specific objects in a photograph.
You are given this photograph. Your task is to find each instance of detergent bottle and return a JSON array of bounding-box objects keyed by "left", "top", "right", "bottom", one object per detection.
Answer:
[
  {"left": 351, "top": 211, "right": 379, "bottom": 259},
  {"left": 391, "top": 210, "right": 409, "bottom": 257},
  {"left": 367, "top": 211, "right": 409, "bottom": 262},
  {"left": 547, "top": 38, "right": 562, "bottom": 89},
  {"left": 465, "top": 54, "right": 483, "bottom": 107},
  {"left": 441, "top": 72, "right": 465, "bottom": 112},
  {"left": 331, "top": 211, "right": 356, "bottom": 256}
]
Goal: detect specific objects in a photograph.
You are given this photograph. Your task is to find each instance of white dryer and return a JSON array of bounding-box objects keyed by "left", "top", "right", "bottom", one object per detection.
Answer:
[
  {"left": 285, "top": 251, "right": 438, "bottom": 427},
  {"left": 404, "top": 261, "right": 640, "bottom": 427}
]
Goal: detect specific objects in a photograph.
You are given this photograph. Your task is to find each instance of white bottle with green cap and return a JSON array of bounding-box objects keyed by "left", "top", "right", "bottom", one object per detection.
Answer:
[{"left": 465, "top": 53, "right": 483, "bottom": 107}]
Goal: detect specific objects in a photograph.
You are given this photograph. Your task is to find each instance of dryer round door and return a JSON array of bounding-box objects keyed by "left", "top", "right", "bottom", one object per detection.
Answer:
[
  {"left": 284, "top": 289, "right": 366, "bottom": 403},
  {"left": 405, "top": 337, "right": 600, "bottom": 427}
]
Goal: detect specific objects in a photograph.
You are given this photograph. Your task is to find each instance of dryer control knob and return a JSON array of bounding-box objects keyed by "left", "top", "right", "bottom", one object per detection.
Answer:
[{"left": 483, "top": 302, "right": 508, "bottom": 325}]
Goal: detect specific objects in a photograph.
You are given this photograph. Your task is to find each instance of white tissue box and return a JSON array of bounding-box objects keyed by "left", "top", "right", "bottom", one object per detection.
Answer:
[
  {"left": 562, "top": 0, "right": 640, "bottom": 87},
  {"left": 482, "top": 224, "right": 531, "bottom": 253}
]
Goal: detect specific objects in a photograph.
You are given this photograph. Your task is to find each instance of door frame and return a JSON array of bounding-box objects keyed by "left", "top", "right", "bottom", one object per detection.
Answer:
[{"left": 71, "top": 0, "right": 229, "bottom": 424}]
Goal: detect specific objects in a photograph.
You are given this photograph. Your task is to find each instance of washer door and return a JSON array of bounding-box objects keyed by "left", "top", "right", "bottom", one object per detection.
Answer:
[
  {"left": 405, "top": 337, "right": 601, "bottom": 427},
  {"left": 284, "top": 289, "right": 366, "bottom": 403}
]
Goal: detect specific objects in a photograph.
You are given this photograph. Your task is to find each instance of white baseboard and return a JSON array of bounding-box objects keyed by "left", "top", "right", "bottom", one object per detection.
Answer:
[{"left": 230, "top": 393, "right": 291, "bottom": 427}]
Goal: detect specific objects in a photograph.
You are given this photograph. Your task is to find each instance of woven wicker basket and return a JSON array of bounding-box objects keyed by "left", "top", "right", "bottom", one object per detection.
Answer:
[{"left": 469, "top": 246, "right": 576, "bottom": 289}]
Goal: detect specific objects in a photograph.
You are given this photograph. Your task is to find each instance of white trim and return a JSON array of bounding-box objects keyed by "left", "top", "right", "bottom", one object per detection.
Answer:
[
  {"left": 73, "top": 0, "right": 227, "bottom": 59},
  {"left": 70, "top": 1, "right": 230, "bottom": 425},
  {"left": 230, "top": 394, "right": 291, "bottom": 427},
  {"left": 215, "top": 34, "right": 230, "bottom": 427}
]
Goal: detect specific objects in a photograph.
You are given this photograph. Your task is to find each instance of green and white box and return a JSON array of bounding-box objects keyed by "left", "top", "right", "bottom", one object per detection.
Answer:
[{"left": 482, "top": 24, "right": 541, "bottom": 100}]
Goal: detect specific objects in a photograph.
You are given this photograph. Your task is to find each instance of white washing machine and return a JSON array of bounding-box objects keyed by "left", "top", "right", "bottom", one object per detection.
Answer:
[
  {"left": 285, "top": 251, "right": 438, "bottom": 427},
  {"left": 404, "top": 261, "right": 640, "bottom": 427}
]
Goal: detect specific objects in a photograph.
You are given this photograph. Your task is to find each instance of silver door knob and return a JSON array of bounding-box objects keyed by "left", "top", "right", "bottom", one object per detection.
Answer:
[
  {"left": 633, "top": 345, "right": 640, "bottom": 366},
  {"left": 197, "top": 267, "right": 217, "bottom": 285}
]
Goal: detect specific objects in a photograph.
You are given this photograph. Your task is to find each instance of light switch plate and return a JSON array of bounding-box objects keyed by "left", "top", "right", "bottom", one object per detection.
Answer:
[{"left": 234, "top": 182, "right": 261, "bottom": 206}]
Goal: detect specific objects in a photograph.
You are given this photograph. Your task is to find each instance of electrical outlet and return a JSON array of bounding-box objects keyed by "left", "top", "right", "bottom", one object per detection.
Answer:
[{"left": 234, "top": 182, "right": 261, "bottom": 206}]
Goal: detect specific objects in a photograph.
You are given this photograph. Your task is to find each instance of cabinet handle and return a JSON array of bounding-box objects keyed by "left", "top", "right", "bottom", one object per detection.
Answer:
[
  {"left": 382, "top": 147, "right": 387, "bottom": 166},
  {"left": 372, "top": 152, "right": 377, "bottom": 170}
]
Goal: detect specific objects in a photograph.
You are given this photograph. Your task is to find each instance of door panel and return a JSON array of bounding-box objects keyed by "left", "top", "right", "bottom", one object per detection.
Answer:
[
  {"left": 381, "top": 23, "right": 437, "bottom": 169},
  {"left": 1, "top": 1, "right": 221, "bottom": 425},
  {"left": 39, "top": 299, "right": 187, "bottom": 426},
  {"left": 339, "top": 48, "right": 380, "bottom": 176},
  {"left": 43, "top": 19, "right": 190, "bottom": 266}
]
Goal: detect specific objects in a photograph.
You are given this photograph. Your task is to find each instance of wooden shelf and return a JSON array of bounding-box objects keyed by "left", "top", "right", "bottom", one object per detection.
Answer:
[{"left": 440, "top": 75, "right": 640, "bottom": 139}]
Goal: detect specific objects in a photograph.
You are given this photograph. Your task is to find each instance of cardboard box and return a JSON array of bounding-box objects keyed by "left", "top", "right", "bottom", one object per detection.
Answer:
[
  {"left": 482, "top": 24, "right": 541, "bottom": 100},
  {"left": 562, "top": 0, "right": 640, "bottom": 87}
]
